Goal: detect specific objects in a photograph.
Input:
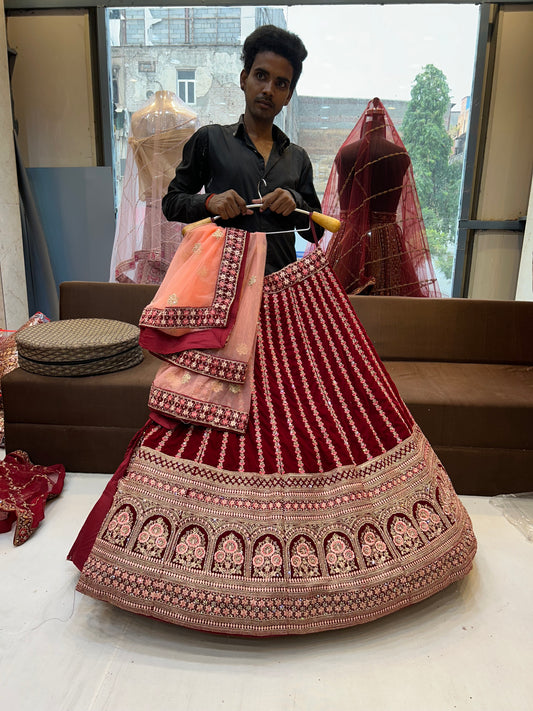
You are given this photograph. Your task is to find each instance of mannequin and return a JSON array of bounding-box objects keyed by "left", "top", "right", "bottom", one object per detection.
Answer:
[
  {"left": 110, "top": 90, "right": 199, "bottom": 284},
  {"left": 322, "top": 97, "right": 440, "bottom": 297}
]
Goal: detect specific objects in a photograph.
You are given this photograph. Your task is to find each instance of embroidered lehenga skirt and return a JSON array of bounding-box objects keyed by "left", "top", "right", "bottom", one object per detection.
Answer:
[{"left": 70, "top": 226, "right": 476, "bottom": 636}]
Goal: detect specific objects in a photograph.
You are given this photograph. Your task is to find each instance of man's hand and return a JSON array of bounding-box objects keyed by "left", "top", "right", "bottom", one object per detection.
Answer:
[
  {"left": 253, "top": 188, "right": 296, "bottom": 217},
  {"left": 206, "top": 190, "right": 253, "bottom": 220}
]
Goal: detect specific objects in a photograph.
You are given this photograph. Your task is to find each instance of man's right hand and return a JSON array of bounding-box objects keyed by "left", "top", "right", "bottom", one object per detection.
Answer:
[{"left": 205, "top": 191, "right": 253, "bottom": 220}]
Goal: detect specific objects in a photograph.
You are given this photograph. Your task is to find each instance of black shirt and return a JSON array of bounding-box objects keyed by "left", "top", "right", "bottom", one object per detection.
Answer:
[{"left": 162, "top": 116, "right": 323, "bottom": 274}]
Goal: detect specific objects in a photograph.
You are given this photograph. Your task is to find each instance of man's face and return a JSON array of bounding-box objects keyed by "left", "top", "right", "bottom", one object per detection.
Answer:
[{"left": 240, "top": 51, "right": 294, "bottom": 123}]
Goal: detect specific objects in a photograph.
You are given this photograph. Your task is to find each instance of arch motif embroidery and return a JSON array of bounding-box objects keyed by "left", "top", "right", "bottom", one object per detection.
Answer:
[
  {"left": 211, "top": 531, "right": 245, "bottom": 576},
  {"left": 414, "top": 502, "right": 445, "bottom": 540},
  {"left": 387, "top": 514, "right": 423, "bottom": 556},
  {"left": 103, "top": 504, "right": 136, "bottom": 548},
  {"left": 251, "top": 535, "right": 284, "bottom": 579},
  {"left": 324, "top": 532, "right": 358, "bottom": 575},
  {"left": 358, "top": 524, "right": 392, "bottom": 566},
  {"left": 173, "top": 525, "right": 208, "bottom": 570},
  {"left": 133, "top": 515, "right": 171, "bottom": 558},
  {"left": 289, "top": 535, "right": 321, "bottom": 578}
]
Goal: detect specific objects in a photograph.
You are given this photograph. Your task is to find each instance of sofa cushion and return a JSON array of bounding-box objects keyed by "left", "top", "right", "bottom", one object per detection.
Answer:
[
  {"left": 2, "top": 351, "right": 160, "bottom": 429},
  {"left": 385, "top": 360, "right": 533, "bottom": 449},
  {"left": 351, "top": 295, "right": 533, "bottom": 364}
]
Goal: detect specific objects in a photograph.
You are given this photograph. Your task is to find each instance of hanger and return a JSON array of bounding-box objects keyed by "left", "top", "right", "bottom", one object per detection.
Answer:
[{"left": 181, "top": 180, "right": 340, "bottom": 238}]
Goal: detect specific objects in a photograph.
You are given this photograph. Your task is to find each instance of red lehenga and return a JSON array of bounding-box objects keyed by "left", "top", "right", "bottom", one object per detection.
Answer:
[
  {"left": 69, "top": 224, "right": 475, "bottom": 636},
  {"left": 321, "top": 97, "right": 441, "bottom": 297}
]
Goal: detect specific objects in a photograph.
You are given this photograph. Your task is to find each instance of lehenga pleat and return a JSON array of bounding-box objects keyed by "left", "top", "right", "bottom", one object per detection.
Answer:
[{"left": 72, "top": 249, "right": 476, "bottom": 636}]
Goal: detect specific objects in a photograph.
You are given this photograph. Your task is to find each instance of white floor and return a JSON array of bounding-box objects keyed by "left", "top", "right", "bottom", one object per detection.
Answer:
[{"left": 1, "top": 472, "right": 532, "bottom": 711}]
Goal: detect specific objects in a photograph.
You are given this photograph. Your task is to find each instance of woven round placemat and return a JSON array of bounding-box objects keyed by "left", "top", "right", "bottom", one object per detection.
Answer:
[{"left": 16, "top": 318, "right": 144, "bottom": 377}]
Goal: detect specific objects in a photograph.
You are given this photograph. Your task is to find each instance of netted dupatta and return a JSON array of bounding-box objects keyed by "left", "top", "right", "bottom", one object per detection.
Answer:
[
  {"left": 110, "top": 93, "right": 199, "bottom": 285},
  {"left": 321, "top": 97, "right": 440, "bottom": 297},
  {"left": 139, "top": 224, "right": 267, "bottom": 434}
]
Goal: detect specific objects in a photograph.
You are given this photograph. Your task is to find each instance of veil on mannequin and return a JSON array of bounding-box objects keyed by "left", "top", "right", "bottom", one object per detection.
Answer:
[
  {"left": 110, "top": 90, "right": 199, "bottom": 284},
  {"left": 321, "top": 97, "right": 441, "bottom": 297}
]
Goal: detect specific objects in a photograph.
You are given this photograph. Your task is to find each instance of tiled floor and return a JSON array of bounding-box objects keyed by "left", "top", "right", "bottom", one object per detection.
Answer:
[{"left": 1, "top": 472, "right": 532, "bottom": 711}]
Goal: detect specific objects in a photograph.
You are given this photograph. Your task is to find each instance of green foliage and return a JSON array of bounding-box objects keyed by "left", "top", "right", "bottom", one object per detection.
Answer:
[{"left": 402, "top": 64, "right": 462, "bottom": 277}]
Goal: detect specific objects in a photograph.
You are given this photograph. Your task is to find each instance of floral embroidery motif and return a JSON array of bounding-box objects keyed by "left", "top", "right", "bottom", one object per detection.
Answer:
[
  {"left": 173, "top": 525, "right": 208, "bottom": 570},
  {"left": 236, "top": 343, "right": 248, "bottom": 356},
  {"left": 192, "top": 243, "right": 202, "bottom": 253},
  {"left": 167, "top": 293, "right": 178, "bottom": 306},
  {"left": 210, "top": 381, "right": 224, "bottom": 393},
  {"left": 211, "top": 532, "right": 245, "bottom": 576},
  {"left": 103, "top": 505, "right": 135, "bottom": 547},
  {"left": 436, "top": 473, "right": 457, "bottom": 523},
  {"left": 252, "top": 536, "right": 284, "bottom": 579},
  {"left": 133, "top": 516, "right": 170, "bottom": 558},
  {"left": 358, "top": 524, "right": 392, "bottom": 566},
  {"left": 181, "top": 372, "right": 191, "bottom": 383},
  {"left": 248, "top": 275, "right": 257, "bottom": 286},
  {"left": 212, "top": 228, "right": 224, "bottom": 240},
  {"left": 414, "top": 502, "right": 445, "bottom": 540},
  {"left": 229, "top": 384, "right": 241, "bottom": 394},
  {"left": 324, "top": 533, "right": 358, "bottom": 575},
  {"left": 289, "top": 535, "right": 321, "bottom": 578},
  {"left": 388, "top": 514, "right": 423, "bottom": 556}
]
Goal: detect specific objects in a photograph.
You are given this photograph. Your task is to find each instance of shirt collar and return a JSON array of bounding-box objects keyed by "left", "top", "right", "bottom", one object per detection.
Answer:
[{"left": 233, "top": 115, "right": 290, "bottom": 153}]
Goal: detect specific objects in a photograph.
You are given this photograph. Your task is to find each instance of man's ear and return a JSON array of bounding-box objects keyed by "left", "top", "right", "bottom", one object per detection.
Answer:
[{"left": 239, "top": 69, "right": 248, "bottom": 91}]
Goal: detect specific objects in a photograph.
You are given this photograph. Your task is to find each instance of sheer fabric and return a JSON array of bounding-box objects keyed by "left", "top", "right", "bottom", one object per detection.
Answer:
[
  {"left": 0, "top": 451, "right": 65, "bottom": 546},
  {"left": 110, "top": 91, "right": 199, "bottom": 284},
  {"left": 321, "top": 97, "right": 441, "bottom": 297},
  {"left": 138, "top": 224, "right": 267, "bottom": 433}
]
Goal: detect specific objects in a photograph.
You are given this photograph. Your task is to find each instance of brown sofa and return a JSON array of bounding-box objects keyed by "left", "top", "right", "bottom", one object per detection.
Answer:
[{"left": 3, "top": 281, "right": 533, "bottom": 494}]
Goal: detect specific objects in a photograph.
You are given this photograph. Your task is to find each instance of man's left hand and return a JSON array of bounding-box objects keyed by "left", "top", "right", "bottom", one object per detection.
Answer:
[{"left": 253, "top": 189, "right": 296, "bottom": 217}]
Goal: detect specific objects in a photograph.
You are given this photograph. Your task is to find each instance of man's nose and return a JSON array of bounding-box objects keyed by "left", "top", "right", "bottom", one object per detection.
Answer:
[{"left": 263, "top": 79, "right": 274, "bottom": 95}]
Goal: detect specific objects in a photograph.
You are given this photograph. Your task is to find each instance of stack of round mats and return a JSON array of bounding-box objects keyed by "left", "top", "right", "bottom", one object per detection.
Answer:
[{"left": 15, "top": 318, "right": 143, "bottom": 377}]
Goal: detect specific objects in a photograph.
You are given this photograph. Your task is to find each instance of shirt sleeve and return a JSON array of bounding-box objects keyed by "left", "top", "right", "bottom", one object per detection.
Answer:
[
  {"left": 286, "top": 150, "right": 324, "bottom": 242},
  {"left": 161, "top": 127, "right": 212, "bottom": 224}
]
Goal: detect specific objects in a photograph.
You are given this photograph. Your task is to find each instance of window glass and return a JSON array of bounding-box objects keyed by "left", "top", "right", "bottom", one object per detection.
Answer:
[{"left": 107, "top": 4, "right": 479, "bottom": 295}]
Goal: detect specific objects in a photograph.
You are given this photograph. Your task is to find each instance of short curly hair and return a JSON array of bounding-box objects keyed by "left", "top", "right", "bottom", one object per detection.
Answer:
[{"left": 241, "top": 25, "right": 308, "bottom": 90}]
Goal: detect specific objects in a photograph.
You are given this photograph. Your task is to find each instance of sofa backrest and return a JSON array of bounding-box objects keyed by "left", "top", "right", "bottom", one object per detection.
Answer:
[
  {"left": 350, "top": 295, "right": 533, "bottom": 364},
  {"left": 60, "top": 282, "right": 158, "bottom": 325}
]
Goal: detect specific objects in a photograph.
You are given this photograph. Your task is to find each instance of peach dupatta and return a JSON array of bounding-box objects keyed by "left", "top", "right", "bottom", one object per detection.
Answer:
[{"left": 139, "top": 224, "right": 267, "bottom": 433}]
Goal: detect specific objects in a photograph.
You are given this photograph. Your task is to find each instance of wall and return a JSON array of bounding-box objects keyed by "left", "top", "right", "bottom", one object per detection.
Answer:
[
  {"left": 7, "top": 9, "right": 97, "bottom": 168},
  {"left": 0, "top": 0, "right": 28, "bottom": 329}
]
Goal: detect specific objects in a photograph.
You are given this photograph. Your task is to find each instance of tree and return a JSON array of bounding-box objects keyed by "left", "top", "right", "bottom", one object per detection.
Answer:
[{"left": 402, "top": 64, "right": 462, "bottom": 280}]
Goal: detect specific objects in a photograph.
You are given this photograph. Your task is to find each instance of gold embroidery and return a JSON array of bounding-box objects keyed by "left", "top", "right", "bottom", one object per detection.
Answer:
[
  {"left": 211, "top": 381, "right": 224, "bottom": 393},
  {"left": 181, "top": 372, "right": 191, "bottom": 383},
  {"left": 229, "top": 384, "right": 241, "bottom": 394},
  {"left": 248, "top": 275, "right": 257, "bottom": 286},
  {"left": 212, "top": 228, "right": 224, "bottom": 240},
  {"left": 167, "top": 293, "right": 178, "bottom": 306},
  {"left": 193, "top": 243, "right": 202, "bottom": 253},
  {"left": 236, "top": 343, "right": 248, "bottom": 356}
]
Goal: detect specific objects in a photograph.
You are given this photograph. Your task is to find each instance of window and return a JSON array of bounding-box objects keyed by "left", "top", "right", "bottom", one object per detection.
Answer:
[
  {"left": 106, "top": 5, "right": 479, "bottom": 295},
  {"left": 177, "top": 70, "right": 196, "bottom": 105}
]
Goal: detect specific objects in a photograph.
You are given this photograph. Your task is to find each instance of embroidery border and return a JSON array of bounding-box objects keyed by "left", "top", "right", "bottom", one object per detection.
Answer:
[
  {"left": 139, "top": 227, "right": 247, "bottom": 330},
  {"left": 149, "top": 384, "right": 248, "bottom": 433},
  {"left": 163, "top": 349, "right": 248, "bottom": 384}
]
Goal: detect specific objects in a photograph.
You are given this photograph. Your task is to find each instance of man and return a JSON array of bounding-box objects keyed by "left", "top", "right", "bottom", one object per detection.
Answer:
[{"left": 162, "top": 24, "right": 323, "bottom": 274}]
